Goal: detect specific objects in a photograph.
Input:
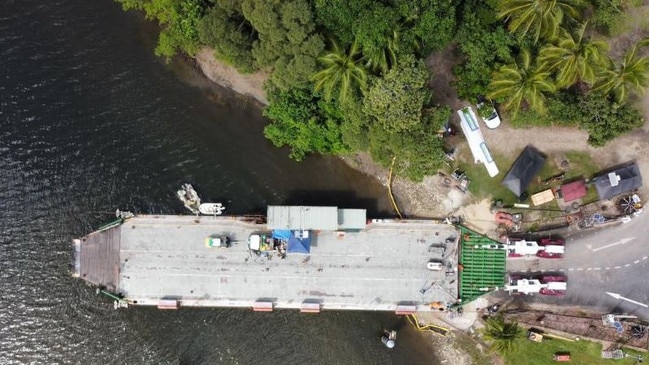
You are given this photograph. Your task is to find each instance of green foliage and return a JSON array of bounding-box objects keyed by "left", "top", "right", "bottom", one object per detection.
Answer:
[
  {"left": 590, "top": 0, "right": 643, "bottom": 35},
  {"left": 481, "top": 315, "right": 522, "bottom": 355},
  {"left": 594, "top": 39, "right": 649, "bottom": 103},
  {"left": 311, "top": 41, "right": 367, "bottom": 103},
  {"left": 395, "top": 0, "right": 457, "bottom": 54},
  {"left": 263, "top": 87, "right": 348, "bottom": 160},
  {"left": 241, "top": 0, "right": 324, "bottom": 90},
  {"left": 454, "top": 12, "right": 517, "bottom": 99},
  {"left": 339, "top": 97, "right": 371, "bottom": 151},
  {"left": 496, "top": 0, "right": 586, "bottom": 43},
  {"left": 577, "top": 93, "right": 644, "bottom": 146},
  {"left": 363, "top": 55, "right": 431, "bottom": 133},
  {"left": 488, "top": 49, "right": 557, "bottom": 119},
  {"left": 313, "top": 0, "right": 371, "bottom": 46},
  {"left": 367, "top": 106, "right": 449, "bottom": 181},
  {"left": 509, "top": 91, "right": 644, "bottom": 146},
  {"left": 538, "top": 24, "right": 610, "bottom": 88},
  {"left": 362, "top": 31, "right": 399, "bottom": 76},
  {"left": 118, "top": 0, "right": 206, "bottom": 58},
  {"left": 354, "top": 4, "right": 401, "bottom": 62},
  {"left": 197, "top": 4, "right": 256, "bottom": 72},
  {"left": 509, "top": 91, "right": 582, "bottom": 127},
  {"left": 314, "top": 0, "right": 456, "bottom": 60}
]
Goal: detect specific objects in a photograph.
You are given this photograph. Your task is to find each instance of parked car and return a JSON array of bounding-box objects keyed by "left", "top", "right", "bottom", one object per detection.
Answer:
[
  {"left": 477, "top": 96, "right": 501, "bottom": 129},
  {"left": 205, "top": 235, "right": 230, "bottom": 248},
  {"left": 540, "top": 237, "right": 565, "bottom": 245},
  {"left": 426, "top": 260, "right": 444, "bottom": 271}
]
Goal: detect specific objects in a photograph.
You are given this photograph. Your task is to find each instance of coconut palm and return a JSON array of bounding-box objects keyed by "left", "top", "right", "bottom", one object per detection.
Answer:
[
  {"left": 497, "top": 0, "right": 586, "bottom": 43},
  {"left": 481, "top": 315, "right": 522, "bottom": 355},
  {"left": 311, "top": 40, "right": 368, "bottom": 103},
  {"left": 593, "top": 38, "right": 649, "bottom": 103},
  {"left": 539, "top": 23, "right": 610, "bottom": 88},
  {"left": 363, "top": 31, "right": 399, "bottom": 76},
  {"left": 488, "top": 49, "right": 557, "bottom": 119}
]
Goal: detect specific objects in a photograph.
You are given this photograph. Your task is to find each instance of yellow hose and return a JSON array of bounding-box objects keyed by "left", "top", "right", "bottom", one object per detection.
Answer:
[
  {"left": 407, "top": 314, "right": 449, "bottom": 336},
  {"left": 388, "top": 156, "right": 403, "bottom": 219}
]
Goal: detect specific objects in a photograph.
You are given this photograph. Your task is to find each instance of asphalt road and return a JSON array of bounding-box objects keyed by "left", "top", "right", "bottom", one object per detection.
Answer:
[{"left": 504, "top": 214, "right": 649, "bottom": 318}]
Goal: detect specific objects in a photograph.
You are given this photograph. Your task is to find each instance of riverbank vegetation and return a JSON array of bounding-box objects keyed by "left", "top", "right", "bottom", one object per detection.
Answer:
[{"left": 116, "top": 0, "right": 649, "bottom": 181}]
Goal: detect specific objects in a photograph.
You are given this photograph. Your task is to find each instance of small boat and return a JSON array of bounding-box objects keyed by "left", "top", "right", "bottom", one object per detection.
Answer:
[
  {"left": 199, "top": 202, "right": 226, "bottom": 215},
  {"left": 177, "top": 183, "right": 201, "bottom": 214},
  {"left": 381, "top": 330, "right": 397, "bottom": 349}
]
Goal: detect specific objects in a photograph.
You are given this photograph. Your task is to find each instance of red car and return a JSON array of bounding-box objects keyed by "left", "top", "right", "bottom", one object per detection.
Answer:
[
  {"left": 538, "top": 275, "right": 567, "bottom": 296},
  {"left": 540, "top": 237, "right": 565, "bottom": 245}
]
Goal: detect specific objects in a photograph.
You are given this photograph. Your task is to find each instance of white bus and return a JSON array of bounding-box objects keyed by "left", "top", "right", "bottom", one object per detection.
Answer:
[{"left": 457, "top": 107, "right": 499, "bottom": 177}]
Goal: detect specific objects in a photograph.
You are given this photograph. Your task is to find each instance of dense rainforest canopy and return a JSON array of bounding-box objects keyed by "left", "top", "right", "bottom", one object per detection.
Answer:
[{"left": 117, "top": 0, "right": 649, "bottom": 181}]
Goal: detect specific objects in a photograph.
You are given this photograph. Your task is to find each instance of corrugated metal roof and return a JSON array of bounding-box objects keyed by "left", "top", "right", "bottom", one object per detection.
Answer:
[
  {"left": 337, "top": 209, "right": 367, "bottom": 230},
  {"left": 267, "top": 206, "right": 338, "bottom": 230}
]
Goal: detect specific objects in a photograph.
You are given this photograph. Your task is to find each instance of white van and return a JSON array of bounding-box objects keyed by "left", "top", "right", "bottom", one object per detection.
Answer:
[{"left": 426, "top": 261, "right": 444, "bottom": 271}]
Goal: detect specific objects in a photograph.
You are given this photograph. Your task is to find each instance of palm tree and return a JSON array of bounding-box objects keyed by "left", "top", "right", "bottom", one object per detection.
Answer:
[
  {"left": 497, "top": 0, "right": 586, "bottom": 43},
  {"left": 593, "top": 38, "right": 649, "bottom": 103},
  {"left": 481, "top": 315, "right": 522, "bottom": 355},
  {"left": 488, "top": 49, "right": 557, "bottom": 119},
  {"left": 363, "top": 31, "right": 399, "bottom": 76},
  {"left": 311, "top": 40, "right": 368, "bottom": 103},
  {"left": 539, "top": 23, "right": 610, "bottom": 88}
]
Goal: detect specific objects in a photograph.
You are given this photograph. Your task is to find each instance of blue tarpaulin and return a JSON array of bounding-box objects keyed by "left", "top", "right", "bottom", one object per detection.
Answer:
[
  {"left": 272, "top": 230, "right": 292, "bottom": 240},
  {"left": 273, "top": 230, "right": 311, "bottom": 253}
]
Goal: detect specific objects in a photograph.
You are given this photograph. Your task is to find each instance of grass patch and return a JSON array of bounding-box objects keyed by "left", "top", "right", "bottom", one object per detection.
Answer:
[
  {"left": 451, "top": 143, "right": 604, "bottom": 208},
  {"left": 503, "top": 336, "right": 643, "bottom": 365},
  {"left": 563, "top": 151, "right": 602, "bottom": 180},
  {"left": 454, "top": 149, "right": 519, "bottom": 204}
]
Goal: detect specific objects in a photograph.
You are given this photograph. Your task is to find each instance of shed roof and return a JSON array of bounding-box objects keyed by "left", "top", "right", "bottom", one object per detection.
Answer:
[
  {"left": 531, "top": 189, "right": 555, "bottom": 206},
  {"left": 560, "top": 179, "right": 587, "bottom": 202},
  {"left": 267, "top": 206, "right": 338, "bottom": 230},
  {"left": 337, "top": 209, "right": 367, "bottom": 230},
  {"left": 592, "top": 164, "right": 642, "bottom": 200},
  {"left": 501, "top": 146, "right": 546, "bottom": 198}
]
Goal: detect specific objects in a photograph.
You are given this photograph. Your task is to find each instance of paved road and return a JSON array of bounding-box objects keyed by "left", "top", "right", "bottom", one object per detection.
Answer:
[{"left": 505, "top": 214, "right": 649, "bottom": 318}]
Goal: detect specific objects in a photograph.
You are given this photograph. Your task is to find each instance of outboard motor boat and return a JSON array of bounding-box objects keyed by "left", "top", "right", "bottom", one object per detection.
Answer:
[{"left": 381, "top": 330, "right": 397, "bottom": 349}]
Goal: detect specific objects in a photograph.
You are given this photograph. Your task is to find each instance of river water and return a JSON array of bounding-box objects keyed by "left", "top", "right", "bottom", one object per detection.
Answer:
[{"left": 0, "top": 1, "right": 441, "bottom": 364}]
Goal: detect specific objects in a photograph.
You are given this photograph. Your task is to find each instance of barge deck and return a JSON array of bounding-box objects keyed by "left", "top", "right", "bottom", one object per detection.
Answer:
[{"left": 72, "top": 207, "right": 495, "bottom": 313}]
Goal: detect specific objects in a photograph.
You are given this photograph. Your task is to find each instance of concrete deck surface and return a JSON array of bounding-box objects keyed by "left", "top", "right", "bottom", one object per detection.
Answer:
[{"left": 83, "top": 215, "right": 460, "bottom": 311}]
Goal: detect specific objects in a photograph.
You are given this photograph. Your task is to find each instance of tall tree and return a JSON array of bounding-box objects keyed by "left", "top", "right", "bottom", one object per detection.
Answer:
[
  {"left": 263, "top": 87, "right": 348, "bottom": 160},
  {"left": 539, "top": 23, "right": 610, "bottom": 88},
  {"left": 496, "top": 0, "right": 585, "bottom": 43},
  {"left": 241, "top": 0, "right": 324, "bottom": 90},
  {"left": 197, "top": 4, "right": 256, "bottom": 72},
  {"left": 577, "top": 93, "right": 643, "bottom": 146},
  {"left": 394, "top": 0, "right": 457, "bottom": 55},
  {"left": 311, "top": 41, "right": 367, "bottom": 103},
  {"left": 481, "top": 316, "right": 522, "bottom": 355},
  {"left": 363, "top": 55, "right": 431, "bottom": 133},
  {"left": 594, "top": 39, "right": 649, "bottom": 103},
  {"left": 362, "top": 31, "right": 398, "bottom": 76},
  {"left": 118, "top": 0, "right": 206, "bottom": 57},
  {"left": 488, "top": 49, "right": 556, "bottom": 119}
]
